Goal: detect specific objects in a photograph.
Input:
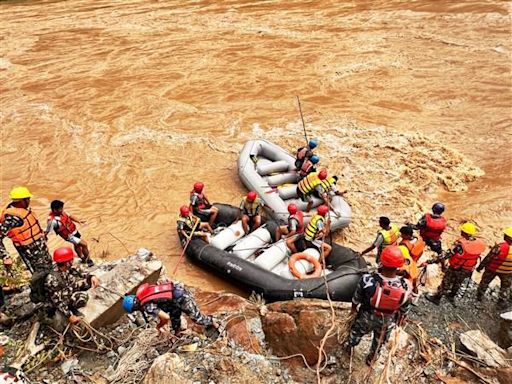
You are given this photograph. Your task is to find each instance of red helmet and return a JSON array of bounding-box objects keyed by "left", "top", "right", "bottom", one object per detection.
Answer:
[
  {"left": 380, "top": 246, "right": 405, "bottom": 268},
  {"left": 180, "top": 205, "right": 190, "bottom": 217},
  {"left": 318, "top": 169, "right": 328, "bottom": 180},
  {"left": 193, "top": 182, "right": 204, "bottom": 193},
  {"left": 317, "top": 205, "right": 329, "bottom": 216},
  {"left": 287, "top": 204, "right": 298, "bottom": 215},
  {"left": 247, "top": 191, "right": 257, "bottom": 202},
  {"left": 53, "top": 247, "right": 74, "bottom": 263}
]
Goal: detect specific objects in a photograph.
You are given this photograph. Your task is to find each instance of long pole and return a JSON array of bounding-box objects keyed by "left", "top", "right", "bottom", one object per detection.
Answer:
[
  {"left": 172, "top": 218, "right": 201, "bottom": 276},
  {"left": 296, "top": 96, "right": 309, "bottom": 145}
]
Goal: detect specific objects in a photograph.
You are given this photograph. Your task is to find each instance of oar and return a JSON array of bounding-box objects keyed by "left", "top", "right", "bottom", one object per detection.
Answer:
[{"left": 172, "top": 218, "right": 201, "bottom": 276}]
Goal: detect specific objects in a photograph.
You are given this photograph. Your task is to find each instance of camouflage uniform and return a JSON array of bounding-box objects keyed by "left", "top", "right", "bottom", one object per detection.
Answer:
[
  {"left": 431, "top": 244, "right": 471, "bottom": 300},
  {"left": 44, "top": 266, "right": 92, "bottom": 318},
  {"left": 0, "top": 213, "right": 52, "bottom": 273},
  {"left": 348, "top": 273, "right": 412, "bottom": 360},
  {"left": 143, "top": 283, "right": 214, "bottom": 332}
]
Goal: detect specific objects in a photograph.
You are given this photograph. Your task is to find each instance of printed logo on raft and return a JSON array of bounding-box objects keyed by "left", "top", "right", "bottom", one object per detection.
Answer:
[{"left": 226, "top": 261, "right": 243, "bottom": 272}]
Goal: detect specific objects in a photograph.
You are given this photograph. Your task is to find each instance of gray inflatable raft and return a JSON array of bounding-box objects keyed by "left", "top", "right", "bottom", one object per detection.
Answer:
[{"left": 238, "top": 139, "right": 351, "bottom": 231}]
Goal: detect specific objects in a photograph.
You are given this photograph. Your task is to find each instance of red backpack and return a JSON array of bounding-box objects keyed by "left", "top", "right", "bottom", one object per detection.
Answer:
[
  {"left": 369, "top": 274, "right": 408, "bottom": 316},
  {"left": 136, "top": 283, "right": 174, "bottom": 306}
]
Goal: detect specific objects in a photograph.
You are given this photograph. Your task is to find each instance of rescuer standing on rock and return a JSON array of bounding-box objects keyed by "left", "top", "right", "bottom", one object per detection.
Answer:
[
  {"left": 123, "top": 281, "right": 219, "bottom": 335},
  {"left": 426, "top": 222, "right": 486, "bottom": 306},
  {"left": 0, "top": 187, "right": 53, "bottom": 303},
  {"left": 45, "top": 200, "right": 93, "bottom": 267},
  {"left": 361, "top": 216, "right": 399, "bottom": 264},
  {"left": 409, "top": 203, "right": 447, "bottom": 255},
  {"left": 348, "top": 246, "right": 412, "bottom": 365},
  {"left": 476, "top": 227, "right": 512, "bottom": 309},
  {"left": 44, "top": 247, "right": 100, "bottom": 324}
]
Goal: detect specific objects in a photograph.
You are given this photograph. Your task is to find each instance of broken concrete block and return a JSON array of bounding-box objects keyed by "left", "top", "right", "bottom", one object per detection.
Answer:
[
  {"left": 459, "top": 330, "right": 508, "bottom": 368},
  {"left": 81, "top": 252, "right": 162, "bottom": 328}
]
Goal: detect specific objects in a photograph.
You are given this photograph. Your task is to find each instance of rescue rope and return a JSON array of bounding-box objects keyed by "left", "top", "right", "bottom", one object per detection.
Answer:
[{"left": 296, "top": 95, "right": 309, "bottom": 145}]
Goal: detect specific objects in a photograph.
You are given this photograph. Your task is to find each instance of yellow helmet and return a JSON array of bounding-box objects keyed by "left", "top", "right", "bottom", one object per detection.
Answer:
[
  {"left": 460, "top": 222, "right": 477, "bottom": 236},
  {"left": 504, "top": 227, "right": 512, "bottom": 238},
  {"left": 9, "top": 186, "right": 33, "bottom": 200}
]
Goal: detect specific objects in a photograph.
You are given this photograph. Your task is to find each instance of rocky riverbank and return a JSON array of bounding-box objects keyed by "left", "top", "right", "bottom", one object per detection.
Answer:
[{"left": 1, "top": 253, "right": 511, "bottom": 384}]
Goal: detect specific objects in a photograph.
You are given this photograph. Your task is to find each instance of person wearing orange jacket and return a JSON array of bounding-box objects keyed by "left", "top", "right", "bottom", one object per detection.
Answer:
[
  {"left": 398, "top": 225, "right": 425, "bottom": 293},
  {"left": 409, "top": 203, "right": 447, "bottom": 255},
  {"left": 476, "top": 227, "right": 512, "bottom": 309},
  {"left": 426, "top": 222, "right": 486, "bottom": 306}
]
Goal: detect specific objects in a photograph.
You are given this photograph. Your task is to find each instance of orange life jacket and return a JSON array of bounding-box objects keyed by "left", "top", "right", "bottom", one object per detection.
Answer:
[
  {"left": 488, "top": 242, "right": 512, "bottom": 274},
  {"left": 48, "top": 212, "right": 77, "bottom": 239},
  {"left": 398, "top": 245, "right": 419, "bottom": 281},
  {"left": 288, "top": 211, "right": 304, "bottom": 234},
  {"left": 369, "top": 274, "right": 409, "bottom": 316},
  {"left": 419, "top": 213, "right": 446, "bottom": 241},
  {"left": 136, "top": 283, "right": 174, "bottom": 306},
  {"left": 449, "top": 237, "right": 486, "bottom": 271},
  {"left": 400, "top": 237, "right": 425, "bottom": 262},
  {"left": 0, "top": 207, "right": 44, "bottom": 247}
]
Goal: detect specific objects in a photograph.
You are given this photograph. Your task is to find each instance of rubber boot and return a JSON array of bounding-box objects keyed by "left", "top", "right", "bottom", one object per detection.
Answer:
[{"left": 426, "top": 294, "right": 441, "bottom": 305}]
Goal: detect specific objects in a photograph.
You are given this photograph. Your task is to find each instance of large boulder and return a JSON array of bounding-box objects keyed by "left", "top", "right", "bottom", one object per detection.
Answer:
[
  {"left": 194, "top": 290, "right": 264, "bottom": 353},
  {"left": 82, "top": 249, "right": 162, "bottom": 328},
  {"left": 262, "top": 299, "right": 352, "bottom": 365},
  {"left": 459, "top": 330, "right": 509, "bottom": 368}
]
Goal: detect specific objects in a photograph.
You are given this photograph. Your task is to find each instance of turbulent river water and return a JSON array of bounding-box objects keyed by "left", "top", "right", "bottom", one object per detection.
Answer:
[{"left": 1, "top": 0, "right": 510, "bottom": 293}]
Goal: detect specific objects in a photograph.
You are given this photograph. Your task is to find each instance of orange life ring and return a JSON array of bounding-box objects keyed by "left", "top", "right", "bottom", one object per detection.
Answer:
[{"left": 288, "top": 252, "right": 322, "bottom": 279}]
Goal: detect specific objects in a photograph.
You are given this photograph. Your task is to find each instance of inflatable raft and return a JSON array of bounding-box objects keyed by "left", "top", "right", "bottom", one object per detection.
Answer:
[
  {"left": 181, "top": 204, "right": 367, "bottom": 302},
  {"left": 238, "top": 139, "right": 352, "bottom": 231}
]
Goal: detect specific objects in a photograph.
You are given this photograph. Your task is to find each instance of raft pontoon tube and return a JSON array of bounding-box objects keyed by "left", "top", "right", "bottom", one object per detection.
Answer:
[{"left": 238, "top": 139, "right": 352, "bottom": 231}]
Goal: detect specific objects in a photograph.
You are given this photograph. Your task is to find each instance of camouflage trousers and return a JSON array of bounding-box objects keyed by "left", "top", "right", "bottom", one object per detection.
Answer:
[
  {"left": 348, "top": 309, "right": 397, "bottom": 358},
  {"left": 436, "top": 267, "right": 472, "bottom": 298},
  {"left": 424, "top": 238, "right": 442, "bottom": 255},
  {"left": 477, "top": 270, "right": 511, "bottom": 304},
  {"left": 161, "top": 286, "right": 213, "bottom": 332},
  {"left": 15, "top": 238, "right": 52, "bottom": 273}
]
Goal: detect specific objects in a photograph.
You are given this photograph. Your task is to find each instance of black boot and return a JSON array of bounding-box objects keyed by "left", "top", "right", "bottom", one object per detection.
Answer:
[
  {"left": 426, "top": 294, "right": 441, "bottom": 305},
  {"left": 446, "top": 295, "right": 456, "bottom": 307}
]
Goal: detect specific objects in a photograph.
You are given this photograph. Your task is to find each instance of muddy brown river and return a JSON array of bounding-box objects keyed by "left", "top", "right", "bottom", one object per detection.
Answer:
[{"left": 1, "top": 0, "right": 510, "bottom": 293}]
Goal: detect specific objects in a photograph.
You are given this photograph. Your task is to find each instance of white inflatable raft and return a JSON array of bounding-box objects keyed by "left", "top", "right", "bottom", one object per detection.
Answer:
[{"left": 238, "top": 139, "right": 351, "bottom": 231}]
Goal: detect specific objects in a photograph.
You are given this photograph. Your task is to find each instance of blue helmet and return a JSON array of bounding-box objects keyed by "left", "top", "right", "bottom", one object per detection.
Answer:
[
  {"left": 310, "top": 155, "right": 320, "bottom": 164},
  {"left": 308, "top": 139, "right": 318, "bottom": 149},
  {"left": 432, "top": 203, "right": 445, "bottom": 214},
  {"left": 123, "top": 295, "right": 136, "bottom": 313}
]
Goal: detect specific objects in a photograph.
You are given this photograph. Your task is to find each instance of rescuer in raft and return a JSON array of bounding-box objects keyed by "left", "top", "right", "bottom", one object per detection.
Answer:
[
  {"left": 347, "top": 246, "right": 412, "bottom": 365},
  {"left": 296, "top": 169, "right": 328, "bottom": 213},
  {"left": 476, "top": 227, "right": 512, "bottom": 309},
  {"left": 300, "top": 204, "right": 332, "bottom": 258},
  {"left": 275, "top": 203, "right": 305, "bottom": 254},
  {"left": 361, "top": 216, "right": 400, "bottom": 264},
  {"left": 295, "top": 139, "right": 318, "bottom": 170},
  {"left": 177, "top": 205, "right": 213, "bottom": 243},
  {"left": 297, "top": 154, "right": 319, "bottom": 180},
  {"left": 123, "top": 281, "right": 219, "bottom": 335},
  {"left": 239, "top": 191, "right": 264, "bottom": 234},
  {"left": 426, "top": 222, "right": 486, "bottom": 306},
  {"left": 409, "top": 203, "right": 447, "bottom": 255},
  {"left": 189, "top": 182, "right": 219, "bottom": 228},
  {"left": 45, "top": 200, "right": 93, "bottom": 267},
  {"left": 44, "top": 247, "right": 99, "bottom": 324}
]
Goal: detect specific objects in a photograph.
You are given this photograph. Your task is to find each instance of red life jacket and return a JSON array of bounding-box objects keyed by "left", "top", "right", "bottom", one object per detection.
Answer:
[
  {"left": 288, "top": 211, "right": 305, "bottom": 234},
  {"left": 136, "top": 283, "right": 174, "bottom": 306},
  {"left": 48, "top": 212, "right": 77, "bottom": 239},
  {"left": 449, "top": 237, "right": 486, "bottom": 271},
  {"left": 369, "top": 274, "right": 408, "bottom": 316},
  {"left": 488, "top": 242, "right": 512, "bottom": 274},
  {"left": 299, "top": 160, "right": 314, "bottom": 177},
  {"left": 419, "top": 214, "right": 446, "bottom": 241},
  {"left": 296, "top": 147, "right": 308, "bottom": 161},
  {"left": 190, "top": 191, "right": 206, "bottom": 209}
]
